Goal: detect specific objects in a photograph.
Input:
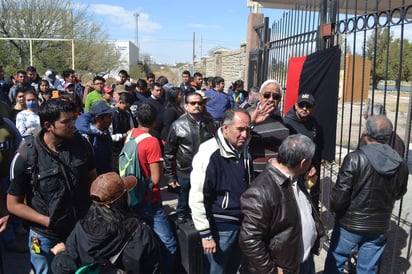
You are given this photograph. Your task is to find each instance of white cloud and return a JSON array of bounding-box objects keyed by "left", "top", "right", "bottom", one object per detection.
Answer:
[{"left": 78, "top": 3, "right": 161, "bottom": 33}]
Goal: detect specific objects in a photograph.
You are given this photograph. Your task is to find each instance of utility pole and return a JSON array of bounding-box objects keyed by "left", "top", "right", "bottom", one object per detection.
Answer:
[
  {"left": 200, "top": 34, "right": 203, "bottom": 58},
  {"left": 192, "top": 32, "right": 196, "bottom": 72},
  {"left": 134, "top": 12, "right": 140, "bottom": 62}
]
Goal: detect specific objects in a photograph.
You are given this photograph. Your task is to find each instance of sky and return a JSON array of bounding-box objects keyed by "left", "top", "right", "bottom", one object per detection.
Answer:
[
  {"left": 75, "top": 0, "right": 282, "bottom": 65},
  {"left": 74, "top": 1, "right": 411, "bottom": 65}
]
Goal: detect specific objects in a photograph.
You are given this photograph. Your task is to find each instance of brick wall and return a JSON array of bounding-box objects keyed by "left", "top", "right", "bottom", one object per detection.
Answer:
[{"left": 178, "top": 43, "right": 247, "bottom": 87}]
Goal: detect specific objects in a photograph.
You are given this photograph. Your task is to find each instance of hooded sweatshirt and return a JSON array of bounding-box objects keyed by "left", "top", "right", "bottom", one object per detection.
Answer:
[
  {"left": 51, "top": 217, "right": 160, "bottom": 274},
  {"left": 359, "top": 143, "right": 404, "bottom": 175},
  {"left": 75, "top": 113, "right": 113, "bottom": 175}
]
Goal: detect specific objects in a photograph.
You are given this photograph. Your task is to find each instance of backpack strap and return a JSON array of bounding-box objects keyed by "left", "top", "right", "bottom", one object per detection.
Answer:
[
  {"left": 131, "top": 131, "right": 152, "bottom": 206},
  {"left": 109, "top": 221, "right": 140, "bottom": 264},
  {"left": 18, "top": 135, "right": 39, "bottom": 189}
]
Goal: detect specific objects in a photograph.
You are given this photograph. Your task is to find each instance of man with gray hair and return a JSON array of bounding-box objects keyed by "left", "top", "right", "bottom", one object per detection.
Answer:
[
  {"left": 247, "top": 79, "right": 289, "bottom": 173},
  {"left": 240, "top": 134, "right": 326, "bottom": 274},
  {"left": 324, "top": 115, "right": 408, "bottom": 274},
  {"left": 189, "top": 108, "right": 254, "bottom": 274},
  {"left": 360, "top": 102, "right": 405, "bottom": 157}
]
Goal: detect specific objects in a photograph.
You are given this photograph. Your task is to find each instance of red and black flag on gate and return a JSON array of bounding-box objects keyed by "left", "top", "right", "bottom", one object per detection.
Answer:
[{"left": 284, "top": 46, "right": 341, "bottom": 162}]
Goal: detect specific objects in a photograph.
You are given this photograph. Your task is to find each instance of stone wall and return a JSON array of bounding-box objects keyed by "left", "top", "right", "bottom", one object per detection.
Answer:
[{"left": 177, "top": 43, "right": 247, "bottom": 86}]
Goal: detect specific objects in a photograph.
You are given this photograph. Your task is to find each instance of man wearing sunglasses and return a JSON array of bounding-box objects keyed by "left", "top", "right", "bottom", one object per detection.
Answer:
[
  {"left": 284, "top": 93, "right": 323, "bottom": 211},
  {"left": 247, "top": 80, "right": 289, "bottom": 174},
  {"left": 164, "top": 92, "right": 215, "bottom": 223}
]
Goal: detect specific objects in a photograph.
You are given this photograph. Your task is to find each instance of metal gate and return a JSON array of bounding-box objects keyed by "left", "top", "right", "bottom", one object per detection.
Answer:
[{"left": 258, "top": 0, "right": 412, "bottom": 272}]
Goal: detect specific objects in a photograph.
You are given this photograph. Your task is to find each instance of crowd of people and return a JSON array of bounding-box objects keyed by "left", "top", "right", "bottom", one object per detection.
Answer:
[{"left": 0, "top": 65, "right": 408, "bottom": 274}]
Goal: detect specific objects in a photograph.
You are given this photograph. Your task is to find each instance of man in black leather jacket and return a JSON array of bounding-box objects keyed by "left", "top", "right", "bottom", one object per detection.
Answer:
[
  {"left": 324, "top": 115, "right": 408, "bottom": 274},
  {"left": 164, "top": 92, "right": 215, "bottom": 222},
  {"left": 239, "top": 134, "right": 326, "bottom": 274}
]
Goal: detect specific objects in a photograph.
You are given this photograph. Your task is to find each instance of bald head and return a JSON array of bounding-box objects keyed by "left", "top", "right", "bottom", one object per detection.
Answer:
[{"left": 365, "top": 115, "right": 393, "bottom": 143}]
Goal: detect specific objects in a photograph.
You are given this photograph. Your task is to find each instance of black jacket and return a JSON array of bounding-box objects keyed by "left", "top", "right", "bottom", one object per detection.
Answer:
[
  {"left": 239, "top": 164, "right": 326, "bottom": 274},
  {"left": 283, "top": 108, "right": 323, "bottom": 172},
  {"left": 330, "top": 144, "right": 408, "bottom": 234},
  {"left": 8, "top": 131, "right": 95, "bottom": 240},
  {"left": 164, "top": 113, "right": 215, "bottom": 181},
  {"left": 51, "top": 217, "right": 160, "bottom": 274}
]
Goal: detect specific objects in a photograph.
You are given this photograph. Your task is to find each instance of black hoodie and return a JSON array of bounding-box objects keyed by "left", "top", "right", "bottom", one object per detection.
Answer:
[{"left": 51, "top": 217, "right": 160, "bottom": 274}]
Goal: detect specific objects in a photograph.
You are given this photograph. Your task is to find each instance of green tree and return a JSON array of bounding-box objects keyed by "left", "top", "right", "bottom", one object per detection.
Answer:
[
  {"left": 365, "top": 28, "right": 393, "bottom": 88},
  {"left": 388, "top": 38, "right": 412, "bottom": 90},
  {"left": 0, "top": 0, "right": 120, "bottom": 74}
]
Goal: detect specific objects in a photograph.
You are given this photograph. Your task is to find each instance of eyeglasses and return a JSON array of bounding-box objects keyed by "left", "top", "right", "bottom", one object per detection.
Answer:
[
  {"left": 298, "top": 102, "right": 313, "bottom": 109},
  {"left": 188, "top": 101, "right": 204, "bottom": 106},
  {"left": 262, "top": 92, "right": 282, "bottom": 100}
]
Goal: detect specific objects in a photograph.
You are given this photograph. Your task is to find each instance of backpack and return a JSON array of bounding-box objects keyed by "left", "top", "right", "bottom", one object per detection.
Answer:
[
  {"left": 0, "top": 117, "right": 16, "bottom": 177},
  {"left": 75, "top": 263, "right": 125, "bottom": 274},
  {"left": 118, "top": 129, "right": 152, "bottom": 207},
  {"left": 75, "top": 222, "right": 140, "bottom": 274},
  {"left": 17, "top": 134, "right": 39, "bottom": 188}
]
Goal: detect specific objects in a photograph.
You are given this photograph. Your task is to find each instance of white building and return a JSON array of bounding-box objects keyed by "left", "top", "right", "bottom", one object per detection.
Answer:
[{"left": 109, "top": 40, "right": 139, "bottom": 76}]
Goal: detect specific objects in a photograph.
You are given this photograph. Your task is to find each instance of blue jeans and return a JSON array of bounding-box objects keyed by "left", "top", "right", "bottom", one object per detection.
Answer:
[
  {"left": 0, "top": 176, "right": 21, "bottom": 249},
  {"left": 204, "top": 229, "right": 241, "bottom": 274},
  {"left": 29, "top": 229, "right": 59, "bottom": 274},
  {"left": 137, "top": 201, "right": 177, "bottom": 274},
  {"left": 324, "top": 224, "right": 387, "bottom": 274},
  {"left": 176, "top": 177, "right": 190, "bottom": 215}
]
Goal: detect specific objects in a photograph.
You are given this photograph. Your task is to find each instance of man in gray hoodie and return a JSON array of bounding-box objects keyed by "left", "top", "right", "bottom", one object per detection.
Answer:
[{"left": 324, "top": 115, "right": 409, "bottom": 274}]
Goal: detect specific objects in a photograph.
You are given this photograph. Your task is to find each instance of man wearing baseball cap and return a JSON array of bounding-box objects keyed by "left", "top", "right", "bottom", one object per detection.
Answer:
[
  {"left": 76, "top": 100, "right": 114, "bottom": 175},
  {"left": 51, "top": 172, "right": 160, "bottom": 273},
  {"left": 284, "top": 93, "right": 323, "bottom": 211}
]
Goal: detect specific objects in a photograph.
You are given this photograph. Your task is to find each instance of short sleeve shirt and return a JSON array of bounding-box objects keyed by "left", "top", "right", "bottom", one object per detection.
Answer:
[{"left": 131, "top": 128, "right": 163, "bottom": 203}]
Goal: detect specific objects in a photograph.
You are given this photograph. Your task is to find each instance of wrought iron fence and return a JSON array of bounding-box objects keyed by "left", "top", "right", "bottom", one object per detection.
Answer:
[{"left": 260, "top": 0, "right": 412, "bottom": 272}]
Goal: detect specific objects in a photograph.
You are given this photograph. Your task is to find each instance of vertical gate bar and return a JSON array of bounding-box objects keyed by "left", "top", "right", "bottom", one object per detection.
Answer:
[
  {"left": 357, "top": 0, "right": 369, "bottom": 141},
  {"left": 393, "top": 3, "right": 404, "bottom": 136},
  {"left": 370, "top": 0, "right": 379, "bottom": 111},
  {"left": 298, "top": 4, "right": 302, "bottom": 56},
  {"left": 304, "top": 1, "right": 310, "bottom": 54},
  {"left": 277, "top": 16, "right": 283, "bottom": 83},
  {"left": 272, "top": 21, "right": 281, "bottom": 79},
  {"left": 391, "top": 1, "right": 404, "bottom": 268},
  {"left": 382, "top": 0, "right": 393, "bottom": 108},
  {"left": 346, "top": 0, "right": 359, "bottom": 150},
  {"left": 292, "top": 4, "right": 298, "bottom": 56},
  {"left": 262, "top": 17, "right": 270, "bottom": 82},
  {"left": 338, "top": 0, "right": 350, "bottom": 161},
  {"left": 282, "top": 11, "right": 288, "bottom": 83}
]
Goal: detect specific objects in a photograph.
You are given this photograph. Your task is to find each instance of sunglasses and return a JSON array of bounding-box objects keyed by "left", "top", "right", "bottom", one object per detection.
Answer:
[
  {"left": 298, "top": 102, "right": 313, "bottom": 109},
  {"left": 262, "top": 92, "right": 282, "bottom": 100},
  {"left": 188, "top": 101, "right": 204, "bottom": 106}
]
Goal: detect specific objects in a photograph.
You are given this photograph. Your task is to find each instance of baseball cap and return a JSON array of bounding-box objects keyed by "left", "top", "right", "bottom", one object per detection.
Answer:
[
  {"left": 64, "top": 82, "right": 74, "bottom": 90},
  {"left": 114, "top": 85, "right": 127, "bottom": 94},
  {"left": 90, "top": 172, "right": 137, "bottom": 206},
  {"left": 103, "top": 85, "right": 113, "bottom": 93},
  {"left": 297, "top": 93, "right": 315, "bottom": 105},
  {"left": 89, "top": 100, "right": 114, "bottom": 117}
]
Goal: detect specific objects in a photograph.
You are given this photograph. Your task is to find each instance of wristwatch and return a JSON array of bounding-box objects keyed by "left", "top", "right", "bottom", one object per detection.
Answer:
[{"left": 203, "top": 235, "right": 213, "bottom": 241}]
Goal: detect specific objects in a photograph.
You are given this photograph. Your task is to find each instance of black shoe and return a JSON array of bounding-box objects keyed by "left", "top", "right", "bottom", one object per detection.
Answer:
[{"left": 176, "top": 214, "right": 186, "bottom": 224}]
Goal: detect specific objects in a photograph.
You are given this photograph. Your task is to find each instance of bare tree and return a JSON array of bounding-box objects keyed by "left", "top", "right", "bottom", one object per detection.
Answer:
[{"left": 0, "top": 0, "right": 120, "bottom": 74}]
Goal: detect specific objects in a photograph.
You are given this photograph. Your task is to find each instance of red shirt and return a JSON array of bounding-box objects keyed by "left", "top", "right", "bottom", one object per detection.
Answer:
[{"left": 131, "top": 128, "right": 162, "bottom": 204}]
